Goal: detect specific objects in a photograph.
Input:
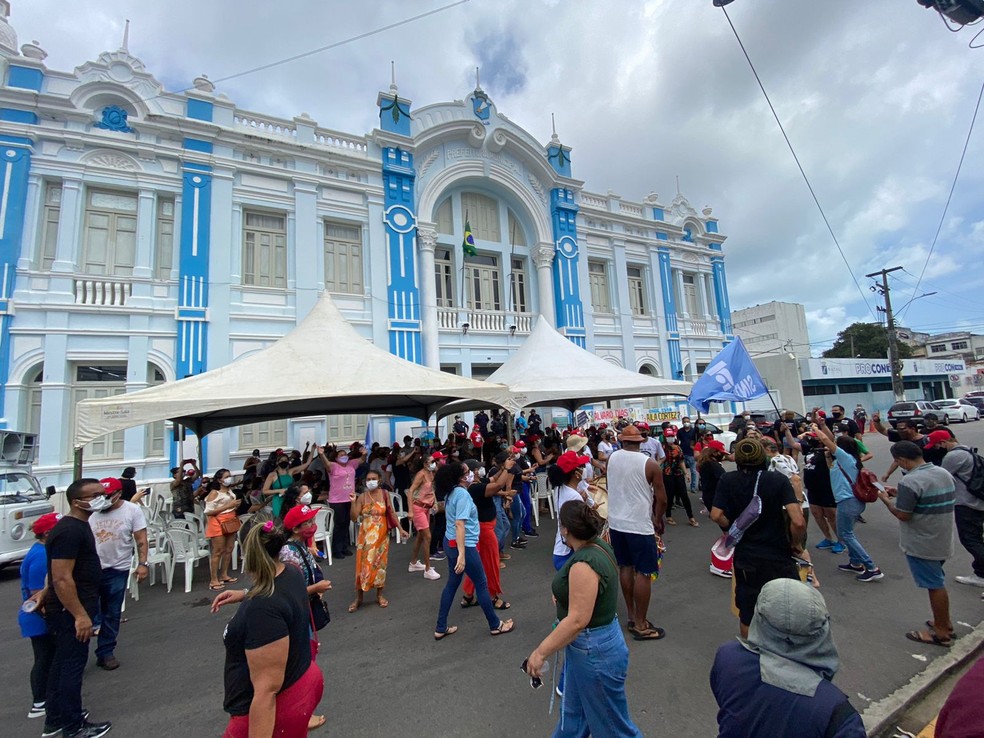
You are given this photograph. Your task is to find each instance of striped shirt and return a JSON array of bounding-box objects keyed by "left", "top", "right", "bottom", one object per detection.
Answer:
[{"left": 894, "top": 462, "right": 955, "bottom": 560}]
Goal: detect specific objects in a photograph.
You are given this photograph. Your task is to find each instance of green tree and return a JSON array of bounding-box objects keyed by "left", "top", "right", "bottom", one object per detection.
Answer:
[{"left": 822, "top": 322, "right": 913, "bottom": 359}]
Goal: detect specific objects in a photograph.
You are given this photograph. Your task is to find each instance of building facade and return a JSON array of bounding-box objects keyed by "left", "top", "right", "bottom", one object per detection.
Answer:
[
  {"left": 731, "top": 301, "right": 810, "bottom": 359},
  {"left": 0, "top": 5, "right": 734, "bottom": 485},
  {"left": 900, "top": 329, "right": 984, "bottom": 367}
]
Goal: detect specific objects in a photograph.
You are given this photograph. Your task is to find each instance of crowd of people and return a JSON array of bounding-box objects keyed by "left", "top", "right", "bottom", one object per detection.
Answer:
[{"left": 16, "top": 401, "right": 984, "bottom": 737}]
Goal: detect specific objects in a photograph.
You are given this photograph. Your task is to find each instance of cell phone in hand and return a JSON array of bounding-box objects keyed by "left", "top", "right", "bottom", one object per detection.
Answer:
[{"left": 520, "top": 658, "right": 543, "bottom": 689}]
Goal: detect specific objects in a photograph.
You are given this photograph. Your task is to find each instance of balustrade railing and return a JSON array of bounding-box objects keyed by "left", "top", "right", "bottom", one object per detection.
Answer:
[{"left": 74, "top": 278, "right": 132, "bottom": 307}]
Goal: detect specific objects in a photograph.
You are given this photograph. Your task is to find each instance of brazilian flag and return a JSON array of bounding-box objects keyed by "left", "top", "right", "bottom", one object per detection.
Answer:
[{"left": 462, "top": 220, "right": 477, "bottom": 257}]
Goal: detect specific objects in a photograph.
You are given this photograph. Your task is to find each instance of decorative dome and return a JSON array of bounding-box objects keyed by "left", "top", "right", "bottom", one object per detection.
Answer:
[{"left": 0, "top": 1, "right": 18, "bottom": 55}]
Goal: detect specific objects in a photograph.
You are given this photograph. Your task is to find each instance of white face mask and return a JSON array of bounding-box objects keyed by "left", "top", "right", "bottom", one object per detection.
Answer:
[
  {"left": 478, "top": 467, "right": 486, "bottom": 478},
  {"left": 366, "top": 480, "right": 379, "bottom": 491},
  {"left": 222, "top": 477, "right": 234, "bottom": 487},
  {"left": 298, "top": 492, "right": 313, "bottom": 505},
  {"left": 84, "top": 495, "right": 112, "bottom": 513},
  {"left": 464, "top": 471, "right": 475, "bottom": 484},
  {"left": 520, "top": 448, "right": 527, "bottom": 455},
  {"left": 428, "top": 463, "right": 437, "bottom": 471},
  {"left": 338, "top": 455, "right": 349, "bottom": 464},
  {"left": 666, "top": 437, "right": 677, "bottom": 444}
]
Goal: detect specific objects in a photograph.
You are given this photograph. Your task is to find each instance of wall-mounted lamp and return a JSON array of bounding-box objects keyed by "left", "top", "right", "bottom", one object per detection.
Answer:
[
  {"left": 509, "top": 324, "right": 517, "bottom": 336},
  {"left": 461, "top": 322, "right": 470, "bottom": 335}
]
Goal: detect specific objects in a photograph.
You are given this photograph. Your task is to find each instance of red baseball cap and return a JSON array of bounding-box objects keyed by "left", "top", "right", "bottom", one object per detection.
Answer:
[
  {"left": 283, "top": 505, "right": 319, "bottom": 530},
  {"left": 430, "top": 451, "right": 446, "bottom": 461},
  {"left": 32, "top": 512, "right": 62, "bottom": 536},
  {"left": 99, "top": 477, "right": 123, "bottom": 494},
  {"left": 706, "top": 439, "right": 726, "bottom": 453},
  {"left": 556, "top": 450, "right": 590, "bottom": 474},
  {"left": 814, "top": 410, "right": 826, "bottom": 419},
  {"left": 636, "top": 422, "right": 650, "bottom": 431},
  {"left": 924, "top": 430, "right": 954, "bottom": 449},
  {"left": 663, "top": 427, "right": 677, "bottom": 438},
  {"left": 515, "top": 440, "right": 526, "bottom": 448}
]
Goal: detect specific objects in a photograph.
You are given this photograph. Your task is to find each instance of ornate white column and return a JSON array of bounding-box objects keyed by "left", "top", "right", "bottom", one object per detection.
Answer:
[
  {"left": 675, "top": 268, "right": 688, "bottom": 317},
  {"left": 533, "top": 241, "right": 555, "bottom": 326},
  {"left": 417, "top": 225, "right": 440, "bottom": 368},
  {"left": 696, "top": 270, "right": 711, "bottom": 321},
  {"left": 703, "top": 272, "right": 718, "bottom": 321}
]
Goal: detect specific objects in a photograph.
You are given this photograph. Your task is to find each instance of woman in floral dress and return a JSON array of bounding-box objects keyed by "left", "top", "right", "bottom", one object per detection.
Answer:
[{"left": 348, "top": 470, "right": 405, "bottom": 612}]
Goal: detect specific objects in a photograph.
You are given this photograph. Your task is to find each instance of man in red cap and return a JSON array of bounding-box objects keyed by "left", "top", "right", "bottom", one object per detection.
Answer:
[
  {"left": 19, "top": 512, "right": 61, "bottom": 721},
  {"left": 88, "top": 478, "right": 149, "bottom": 671},
  {"left": 606, "top": 424, "right": 668, "bottom": 641},
  {"left": 44, "top": 478, "right": 114, "bottom": 737}
]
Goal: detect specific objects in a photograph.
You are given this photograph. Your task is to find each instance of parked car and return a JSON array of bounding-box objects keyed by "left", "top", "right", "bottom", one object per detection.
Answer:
[
  {"left": 933, "top": 398, "right": 981, "bottom": 423},
  {"left": 700, "top": 421, "right": 738, "bottom": 454},
  {"left": 886, "top": 400, "right": 939, "bottom": 428},
  {"left": 964, "top": 396, "right": 984, "bottom": 412}
]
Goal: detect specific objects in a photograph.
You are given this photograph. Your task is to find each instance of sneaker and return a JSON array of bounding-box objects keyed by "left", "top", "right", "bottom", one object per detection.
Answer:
[
  {"left": 518, "top": 536, "right": 529, "bottom": 544},
  {"left": 29, "top": 702, "right": 45, "bottom": 720},
  {"left": 856, "top": 568, "right": 884, "bottom": 582},
  {"left": 430, "top": 551, "right": 447, "bottom": 561},
  {"left": 424, "top": 567, "right": 441, "bottom": 580},
  {"left": 96, "top": 656, "right": 120, "bottom": 671},
  {"left": 815, "top": 539, "right": 834, "bottom": 550},
  {"left": 955, "top": 574, "right": 984, "bottom": 587},
  {"left": 524, "top": 529, "right": 539, "bottom": 538},
  {"left": 829, "top": 542, "right": 846, "bottom": 554},
  {"left": 408, "top": 561, "right": 426, "bottom": 573},
  {"left": 65, "top": 721, "right": 112, "bottom": 738},
  {"left": 856, "top": 515, "right": 867, "bottom": 524},
  {"left": 709, "top": 565, "right": 733, "bottom": 579},
  {"left": 42, "top": 726, "right": 62, "bottom": 738},
  {"left": 837, "top": 563, "right": 864, "bottom": 573},
  {"left": 510, "top": 540, "right": 527, "bottom": 550}
]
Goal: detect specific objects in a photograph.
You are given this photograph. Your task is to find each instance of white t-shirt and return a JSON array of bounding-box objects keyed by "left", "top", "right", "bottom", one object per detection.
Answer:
[
  {"left": 554, "top": 484, "right": 586, "bottom": 557},
  {"left": 640, "top": 437, "right": 665, "bottom": 461},
  {"left": 90, "top": 500, "right": 147, "bottom": 571},
  {"left": 582, "top": 446, "right": 595, "bottom": 482},
  {"left": 598, "top": 440, "right": 615, "bottom": 461}
]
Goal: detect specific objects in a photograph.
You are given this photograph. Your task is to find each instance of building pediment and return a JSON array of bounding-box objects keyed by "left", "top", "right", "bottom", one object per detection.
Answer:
[{"left": 73, "top": 50, "right": 163, "bottom": 115}]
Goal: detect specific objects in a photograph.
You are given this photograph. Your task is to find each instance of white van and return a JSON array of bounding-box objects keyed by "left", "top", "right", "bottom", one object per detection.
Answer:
[{"left": 0, "top": 431, "right": 55, "bottom": 567}]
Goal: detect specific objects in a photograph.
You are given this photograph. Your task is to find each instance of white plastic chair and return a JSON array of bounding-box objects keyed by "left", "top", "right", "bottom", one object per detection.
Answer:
[
  {"left": 228, "top": 514, "right": 252, "bottom": 571},
  {"left": 389, "top": 492, "right": 409, "bottom": 544},
  {"left": 171, "top": 518, "right": 210, "bottom": 559},
  {"left": 144, "top": 528, "right": 173, "bottom": 589},
  {"left": 533, "top": 472, "right": 555, "bottom": 526},
  {"left": 312, "top": 506, "right": 333, "bottom": 565},
  {"left": 165, "top": 528, "right": 209, "bottom": 593}
]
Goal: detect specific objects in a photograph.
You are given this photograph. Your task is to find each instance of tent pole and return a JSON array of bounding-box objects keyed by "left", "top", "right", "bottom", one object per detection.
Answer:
[{"left": 72, "top": 446, "right": 84, "bottom": 480}]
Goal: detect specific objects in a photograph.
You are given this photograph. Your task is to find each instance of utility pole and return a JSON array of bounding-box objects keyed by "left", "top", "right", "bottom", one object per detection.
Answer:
[{"left": 866, "top": 266, "right": 904, "bottom": 402}]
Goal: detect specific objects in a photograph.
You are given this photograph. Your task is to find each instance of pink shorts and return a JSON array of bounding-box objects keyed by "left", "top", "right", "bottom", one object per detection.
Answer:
[{"left": 412, "top": 504, "right": 431, "bottom": 531}]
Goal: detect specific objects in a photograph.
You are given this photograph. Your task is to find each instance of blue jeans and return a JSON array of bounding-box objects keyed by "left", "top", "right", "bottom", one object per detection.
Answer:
[
  {"left": 521, "top": 482, "right": 534, "bottom": 532},
  {"left": 836, "top": 496, "right": 875, "bottom": 570},
  {"left": 510, "top": 497, "right": 525, "bottom": 543},
  {"left": 45, "top": 609, "right": 91, "bottom": 733},
  {"left": 554, "top": 619, "right": 642, "bottom": 738},
  {"left": 494, "top": 497, "right": 510, "bottom": 551},
  {"left": 684, "top": 454, "right": 697, "bottom": 491},
  {"left": 94, "top": 567, "right": 129, "bottom": 661},
  {"left": 435, "top": 543, "right": 501, "bottom": 633}
]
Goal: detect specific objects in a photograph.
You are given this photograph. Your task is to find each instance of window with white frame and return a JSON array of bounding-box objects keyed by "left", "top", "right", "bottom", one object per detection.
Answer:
[
  {"left": 460, "top": 192, "right": 501, "bottom": 241},
  {"left": 929, "top": 343, "right": 946, "bottom": 353},
  {"left": 39, "top": 183, "right": 61, "bottom": 270},
  {"left": 146, "top": 367, "right": 166, "bottom": 457},
  {"left": 242, "top": 211, "right": 287, "bottom": 288},
  {"left": 510, "top": 257, "right": 529, "bottom": 313},
  {"left": 436, "top": 198, "right": 453, "bottom": 235},
  {"left": 82, "top": 190, "right": 138, "bottom": 276},
  {"left": 239, "top": 420, "right": 288, "bottom": 451},
  {"left": 465, "top": 254, "right": 502, "bottom": 311},
  {"left": 588, "top": 260, "right": 611, "bottom": 313},
  {"left": 26, "top": 366, "right": 43, "bottom": 436},
  {"left": 328, "top": 413, "right": 368, "bottom": 443},
  {"left": 154, "top": 197, "right": 175, "bottom": 280},
  {"left": 324, "top": 221, "right": 363, "bottom": 294},
  {"left": 435, "top": 247, "right": 454, "bottom": 308},
  {"left": 681, "top": 273, "right": 701, "bottom": 315},
  {"left": 71, "top": 364, "right": 127, "bottom": 461},
  {"left": 951, "top": 341, "right": 969, "bottom": 351},
  {"left": 627, "top": 266, "right": 647, "bottom": 316}
]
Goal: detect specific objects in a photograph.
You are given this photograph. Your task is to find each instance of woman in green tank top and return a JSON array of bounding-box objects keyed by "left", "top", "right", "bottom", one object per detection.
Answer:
[{"left": 525, "top": 500, "right": 642, "bottom": 737}]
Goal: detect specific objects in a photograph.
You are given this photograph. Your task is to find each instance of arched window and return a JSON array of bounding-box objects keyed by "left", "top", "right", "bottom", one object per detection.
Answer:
[
  {"left": 460, "top": 192, "right": 500, "bottom": 241},
  {"left": 436, "top": 198, "right": 453, "bottom": 235},
  {"left": 639, "top": 364, "right": 655, "bottom": 376}
]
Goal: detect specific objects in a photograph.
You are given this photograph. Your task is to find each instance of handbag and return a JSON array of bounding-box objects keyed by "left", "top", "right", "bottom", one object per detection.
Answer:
[
  {"left": 219, "top": 512, "right": 241, "bottom": 536},
  {"left": 288, "top": 542, "right": 330, "bottom": 630},
  {"left": 385, "top": 498, "right": 400, "bottom": 531}
]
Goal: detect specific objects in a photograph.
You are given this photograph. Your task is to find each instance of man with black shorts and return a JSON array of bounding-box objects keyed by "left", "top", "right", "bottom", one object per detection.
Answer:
[
  {"left": 606, "top": 424, "right": 668, "bottom": 641},
  {"left": 711, "top": 439, "right": 806, "bottom": 638}
]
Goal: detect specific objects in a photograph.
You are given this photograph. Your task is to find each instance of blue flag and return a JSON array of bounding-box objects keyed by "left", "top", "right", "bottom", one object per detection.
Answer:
[{"left": 688, "top": 337, "right": 769, "bottom": 412}]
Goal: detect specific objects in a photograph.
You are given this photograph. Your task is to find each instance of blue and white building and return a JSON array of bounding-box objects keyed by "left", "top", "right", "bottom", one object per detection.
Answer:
[{"left": 0, "top": 4, "right": 735, "bottom": 484}]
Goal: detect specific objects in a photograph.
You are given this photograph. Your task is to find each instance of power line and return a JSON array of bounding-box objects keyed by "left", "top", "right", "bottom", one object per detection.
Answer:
[
  {"left": 899, "top": 77, "right": 984, "bottom": 321},
  {"left": 719, "top": 5, "right": 876, "bottom": 321}
]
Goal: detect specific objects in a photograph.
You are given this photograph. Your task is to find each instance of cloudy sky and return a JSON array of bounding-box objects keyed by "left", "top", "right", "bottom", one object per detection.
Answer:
[{"left": 10, "top": 0, "right": 984, "bottom": 355}]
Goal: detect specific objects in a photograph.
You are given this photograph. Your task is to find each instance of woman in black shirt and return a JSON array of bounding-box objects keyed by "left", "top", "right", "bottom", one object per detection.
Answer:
[
  {"left": 211, "top": 522, "right": 324, "bottom": 738},
  {"left": 697, "top": 443, "right": 728, "bottom": 515}
]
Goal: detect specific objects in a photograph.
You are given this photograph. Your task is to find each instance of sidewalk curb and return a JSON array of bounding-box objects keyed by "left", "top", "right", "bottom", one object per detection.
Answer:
[{"left": 862, "top": 619, "right": 984, "bottom": 737}]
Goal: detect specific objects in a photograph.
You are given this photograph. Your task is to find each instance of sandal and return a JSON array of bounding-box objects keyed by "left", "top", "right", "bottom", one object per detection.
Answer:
[
  {"left": 222, "top": 577, "right": 239, "bottom": 584},
  {"left": 348, "top": 601, "right": 360, "bottom": 613},
  {"left": 434, "top": 625, "right": 458, "bottom": 641},
  {"left": 490, "top": 619, "right": 515, "bottom": 636},
  {"left": 460, "top": 595, "right": 478, "bottom": 609},
  {"left": 665, "top": 518, "right": 677, "bottom": 526},
  {"left": 308, "top": 715, "right": 326, "bottom": 731},
  {"left": 500, "top": 553, "right": 512, "bottom": 561},
  {"left": 905, "top": 630, "right": 952, "bottom": 648},
  {"left": 925, "top": 620, "right": 957, "bottom": 639},
  {"left": 688, "top": 519, "right": 700, "bottom": 528},
  {"left": 630, "top": 626, "right": 667, "bottom": 641},
  {"left": 209, "top": 583, "right": 225, "bottom": 591},
  {"left": 377, "top": 597, "right": 389, "bottom": 608},
  {"left": 493, "top": 598, "right": 511, "bottom": 610},
  {"left": 499, "top": 561, "right": 506, "bottom": 569}
]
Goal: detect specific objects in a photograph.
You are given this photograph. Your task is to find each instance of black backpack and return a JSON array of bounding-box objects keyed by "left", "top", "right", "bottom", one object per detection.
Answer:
[{"left": 954, "top": 447, "right": 984, "bottom": 501}]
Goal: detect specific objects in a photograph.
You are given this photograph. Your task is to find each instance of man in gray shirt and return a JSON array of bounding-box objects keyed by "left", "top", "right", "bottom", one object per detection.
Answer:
[
  {"left": 933, "top": 432, "right": 984, "bottom": 588},
  {"left": 877, "top": 440, "right": 956, "bottom": 647}
]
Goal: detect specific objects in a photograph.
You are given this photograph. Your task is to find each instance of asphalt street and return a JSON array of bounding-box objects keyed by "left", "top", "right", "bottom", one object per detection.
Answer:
[{"left": 1, "top": 424, "right": 983, "bottom": 738}]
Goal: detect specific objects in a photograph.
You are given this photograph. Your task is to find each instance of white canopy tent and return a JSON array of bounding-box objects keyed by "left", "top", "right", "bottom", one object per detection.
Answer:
[
  {"left": 74, "top": 294, "right": 513, "bottom": 449},
  {"left": 440, "top": 316, "right": 693, "bottom": 417}
]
